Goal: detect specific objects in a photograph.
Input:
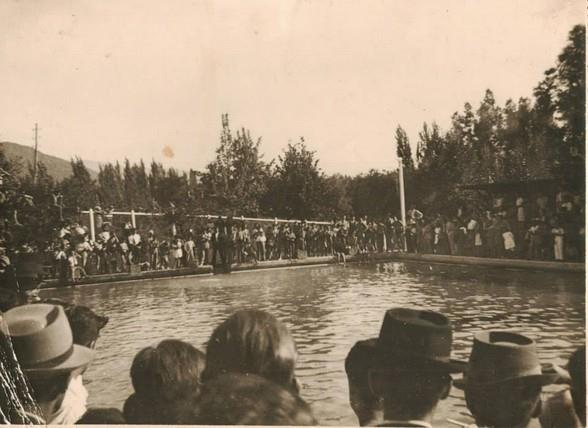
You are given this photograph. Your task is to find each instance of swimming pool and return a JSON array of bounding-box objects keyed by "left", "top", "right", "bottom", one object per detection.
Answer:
[{"left": 40, "top": 261, "right": 585, "bottom": 426}]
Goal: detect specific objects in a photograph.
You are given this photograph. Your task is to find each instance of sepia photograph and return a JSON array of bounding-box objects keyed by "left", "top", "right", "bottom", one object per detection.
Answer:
[{"left": 0, "top": 1, "right": 585, "bottom": 426}]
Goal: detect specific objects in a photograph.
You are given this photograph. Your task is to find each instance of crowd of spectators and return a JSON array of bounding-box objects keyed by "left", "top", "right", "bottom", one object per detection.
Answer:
[
  {"left": 0, "top": 301, "right": 584, "bottom": 427},
  {"left": 0, "top": 190, "right": 584, "bottom": 284},
  {"left": 404, "top": 191, "right": 584, "bottom": 262}
]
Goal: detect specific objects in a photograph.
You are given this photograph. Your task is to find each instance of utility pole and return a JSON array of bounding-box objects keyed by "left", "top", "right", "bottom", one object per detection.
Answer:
[
  {"left": 398, "top": 157, "right": 407, "bottom": 251},
  {"left": 32, "top": 123, "right": 39, "bottom": 184}
]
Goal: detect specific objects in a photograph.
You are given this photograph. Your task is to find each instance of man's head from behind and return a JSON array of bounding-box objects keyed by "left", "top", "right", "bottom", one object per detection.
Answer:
[
  {"left": 188, "top": 372, "right": 316, "bottom": 425},
  {"left": 462, "top": 331, "right": 558, "bottom": 428},
  {"left": 345, "top": 339, "right": 383, "bottom": 425},
  {"left": 465, "top": 377, "right": 542, "bottom": 428},
  {"left": 365, "top": 308, "right": 464, "bottom": 422},
  {"left": 568, "top": 345, "right": 586, "bottom": 425}
]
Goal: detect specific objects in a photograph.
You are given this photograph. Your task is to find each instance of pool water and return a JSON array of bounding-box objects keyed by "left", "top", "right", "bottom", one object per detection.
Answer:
[{"left": 41, "top": 261, "right": 585, "bottom": 426}]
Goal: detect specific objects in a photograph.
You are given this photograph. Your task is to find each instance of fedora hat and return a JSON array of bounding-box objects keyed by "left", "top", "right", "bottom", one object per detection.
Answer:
[
  {"left": 371, "top": 308, "right": 466, "bottom": 373},
  {"left": 454, "top": 331, "right": 559, "bottom": 389},
  {"left": 1, "top": 304, "right": 94, "bottom": 375}
]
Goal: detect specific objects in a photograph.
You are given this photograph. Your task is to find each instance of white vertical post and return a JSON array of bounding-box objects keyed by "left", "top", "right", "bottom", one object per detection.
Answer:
[
  {"left": 89, "top": 208, "right": 96, "bottom": 242},
  {"left": 398, "top": 157, "right": 407, "bottom": 251},
  {"left": 131, "top": 209, "right": 136, "bottom": 229}
]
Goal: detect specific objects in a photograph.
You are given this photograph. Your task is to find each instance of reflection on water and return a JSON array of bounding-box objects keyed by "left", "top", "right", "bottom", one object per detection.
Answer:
[{"left": 41, "top": 262, "right": 585, "bottom": 427}]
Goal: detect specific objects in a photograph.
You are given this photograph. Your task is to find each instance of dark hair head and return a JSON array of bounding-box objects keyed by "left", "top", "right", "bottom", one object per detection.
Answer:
[
  {"left": 345, "top": 340, "right": 382, "bottom": 425},
  {"left": 130, "top": 339, "right": 206, "bottom": 403},
  {"left": 76, "top": 408, "right": 125, "bottom": 424},
  {"left": 188, "top": 373, "right": 316, "bottom": 425},
  {"left": 65, "top": 305, "right": 108, "bottom": 348},
  {"left": 465, "top": 377, "right": 542, "bottom": 427},
  {"left": 34, "top": 299, "right": 108, "bottom": 349},
  {"left": 370, "top": 364, "right": 451, "bottom": 421},
  {"left": 203, "top": 309, "right": 297, "bottom": 389},
  {"left": 569, "top": 346, "right": 586, "bottom": 425}
]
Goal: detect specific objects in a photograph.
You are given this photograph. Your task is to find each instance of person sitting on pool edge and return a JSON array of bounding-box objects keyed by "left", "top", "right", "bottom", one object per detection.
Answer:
[
  {"left": 186, "top": 372, "right": 316, "bottom": 425},
  {"left": 0, "top": 303, "right": 95, "bottom": 424},
  {"left": 123, "top": 339, "right": 206, "bottom": 424},
  {"left": 365, "top": 308, "right": 466, "bottom": 427},
  {"left": 456, "top": 330, "right": 559, "bottom": 428},
  {"left": 202, "top": 309, "right": 300, "bottom": 393}
]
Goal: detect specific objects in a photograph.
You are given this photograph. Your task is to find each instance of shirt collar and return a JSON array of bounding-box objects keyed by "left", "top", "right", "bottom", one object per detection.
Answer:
[{"left": 377, "top": 420, "right": 433, "bottom": 428}]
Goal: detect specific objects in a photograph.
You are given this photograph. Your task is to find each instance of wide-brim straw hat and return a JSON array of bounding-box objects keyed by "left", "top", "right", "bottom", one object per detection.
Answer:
[
  {"left": 369, "top": 308, "right": 467, "bottom": 373},
  {"left": 1, "top": 304, "right": 94, "bottom": 375},
  {"left": 453, "top": 331, "right": 560, "bottom": 389}
]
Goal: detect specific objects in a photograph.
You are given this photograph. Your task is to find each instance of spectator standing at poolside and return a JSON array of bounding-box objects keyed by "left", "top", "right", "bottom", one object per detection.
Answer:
[
  {"left": 255, "top": 223, "right": 266, "bottom": 261},
  {"left": 127, "top": 228, "right": 142, "bottom": 265},
  {"left": 266, "top": 224, "right": 275, "bottom": 260},
  {"left": 408, "top": 206, "right": 424, "bottom": 223},
  {"left": 516, "top": 195, "right": 528, "bottom": 256},
  {"left": 158, "top": 238, "right": 170, "bottom": 269},
  {"left": 446, "top": 217, "right": 457, "bottom": 256},
  {"left": 487, "top": 215, "right": 503, "bottom": 258},
  {"left": 211, "top": 221, "right": 222, "bottom": 267},
  {"left": 551, "top": 218, "right": 565, "bottom": 261},
  {"left": 199, "top": 227, "right": 211, "bottom": 266},
  {"left": 393, "top": 217, "right": 404, "bottom": 251},
  {"left": 184, "top": 230, "right": 195, "bottom": 265},
  {"left": 224, "top": 216, "right": 234, "bottom": 271},
  {"left": 232, "top": 223, "right": 242, "bottom": 264}
]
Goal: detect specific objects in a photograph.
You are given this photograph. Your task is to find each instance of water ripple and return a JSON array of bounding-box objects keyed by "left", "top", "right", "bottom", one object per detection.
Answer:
[{"left": 41, "top": 262, "right": 585, "bottom": 427}]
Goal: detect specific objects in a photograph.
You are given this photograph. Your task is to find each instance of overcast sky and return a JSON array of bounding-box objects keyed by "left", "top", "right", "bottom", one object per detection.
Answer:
[{"left": 0, "top": 0, "right": 583, "bottom": 175}]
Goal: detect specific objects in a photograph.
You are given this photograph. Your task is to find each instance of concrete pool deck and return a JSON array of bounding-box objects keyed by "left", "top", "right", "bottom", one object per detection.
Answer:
[{"left": 40, "top": 252, "right": 584, "bottom": 289}]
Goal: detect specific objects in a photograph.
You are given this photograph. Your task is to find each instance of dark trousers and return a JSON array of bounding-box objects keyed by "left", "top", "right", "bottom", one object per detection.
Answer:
[{"left": 224, "top": 244, "right": 233, "bottom": 272}]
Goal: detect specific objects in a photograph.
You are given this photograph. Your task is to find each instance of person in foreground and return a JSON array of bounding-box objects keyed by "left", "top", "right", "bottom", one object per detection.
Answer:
[
  {"left": 39, "top": 298, "right": 109, "bottom": 423},
  {"left": 202, "top": 308, "right": 300, "bottom": 392},
  {"left": 539, "top": 345, "right": 586, "bottom": 428},
  {"left": 345, "top": 339, "right": 383, "bottom": 426},
  {"left": 0, "top": 303, "right": 95, "bottom": 424},
  {"left": 123, "top": 339, "right": 206, "bottom": 424},
  {"left": 363, "top": 307, "right": 465, "bottom": 427},
  {"left": 187, "top": 372, "right": 316, "bottom": 425},
  {"left": 459, "top": 330, "right": 559, "bottom": 428}
]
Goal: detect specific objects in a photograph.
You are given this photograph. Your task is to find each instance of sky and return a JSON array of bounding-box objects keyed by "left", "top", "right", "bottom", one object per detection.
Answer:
[{"left": 0, "top": 0, "right": 584, "bottom": 176}]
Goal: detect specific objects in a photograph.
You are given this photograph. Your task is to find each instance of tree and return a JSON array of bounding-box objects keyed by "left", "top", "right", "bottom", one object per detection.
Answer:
[
  {"left": 474, "top": 89, "right": 503, "bottom": 182},
  {"left": 19, "top": 162, "right": 57, "bottom": 246},
  {"left": 554, "top": 25, "right": 585, "bottom": 190},
  {"left": 395, "top": 126, "right": 414, "bottom": 171},
  {"left": 348, "top": 170, "right": 399, "bottom": 218},
  {"left": 320, "top": 174, "right": 353, "bottom": 219},
  {"left": 414, "top": 122, "right": 461, "bottom": 213},
  {"left": 262, "top": 139, "right": 325, "bottom": 219},
  {"left": 201, "top": 114, "right": 269, "bottom": 215},
  {"left": 97, "top": 162, "right": 124, "bottom": 208},
  {"left": 59, "top": 158, "right": 97, "bottom": 215}
]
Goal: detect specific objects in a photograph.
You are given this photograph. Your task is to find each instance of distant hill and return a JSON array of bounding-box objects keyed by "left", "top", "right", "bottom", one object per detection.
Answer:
[{"left": 0, "top": 141, "right": 98, "bottom": 182}]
